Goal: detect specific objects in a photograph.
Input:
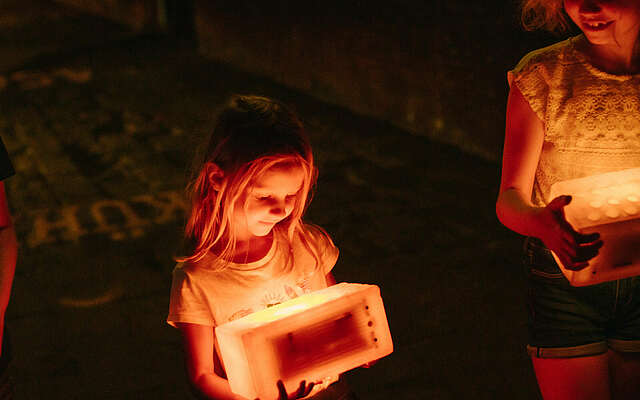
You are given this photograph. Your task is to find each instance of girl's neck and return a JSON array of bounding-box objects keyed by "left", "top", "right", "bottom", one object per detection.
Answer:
[
  {"left": 221, "top": 231, "right": 274, "bottom": 264},
  {"left": 577, "top": 34, "right": 640, "bottom": 74}
]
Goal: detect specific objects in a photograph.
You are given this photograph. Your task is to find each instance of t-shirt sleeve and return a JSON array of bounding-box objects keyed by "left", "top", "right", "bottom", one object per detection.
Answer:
[
  {"left": 507, "top": 52, "right": 550, "bottom": 124},
  {"left": 167, "top": 263, "right": 216, "bottom": 328},
  {"left": 0, "top": 136, "right": 15, "bottom": 181},
  {"left": 305, "top": 224, "right": 339, "bottom": 276}
]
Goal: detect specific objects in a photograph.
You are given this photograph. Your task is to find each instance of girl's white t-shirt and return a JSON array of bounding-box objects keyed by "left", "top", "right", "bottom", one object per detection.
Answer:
[
  {"left": 167, "top": 224, "right": 338, "bottom": 328},
  {"left": 167, "top": 225, "right": 341, "bottom": 394}
]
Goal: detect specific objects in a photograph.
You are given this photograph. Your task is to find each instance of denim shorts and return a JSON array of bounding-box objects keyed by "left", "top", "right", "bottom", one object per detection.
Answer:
[{"left": 524, "top": 237, "right": 640, "bottom": 358}]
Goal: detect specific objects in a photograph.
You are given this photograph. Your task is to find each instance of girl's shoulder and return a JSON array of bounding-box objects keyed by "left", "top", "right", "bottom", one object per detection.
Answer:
[
  {"left": 294, "top": 223, "right": 339, "bottom": 275},
  {"left": 298, "top": 223, "right": 336, "bottom": 248},
  {"left": 511, "top": 36, "right": 579, "bottom": 78},
  {"left": 173, "top": 261, "right": 199, "bottom": 278},
  {"left": 178, "top": 252, "right": 227, "bottom": 274}
]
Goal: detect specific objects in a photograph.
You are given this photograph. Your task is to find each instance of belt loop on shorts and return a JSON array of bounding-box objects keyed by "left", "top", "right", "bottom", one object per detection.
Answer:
[{"left": 523, "top": 237, "right": 534, "bottom": 264}]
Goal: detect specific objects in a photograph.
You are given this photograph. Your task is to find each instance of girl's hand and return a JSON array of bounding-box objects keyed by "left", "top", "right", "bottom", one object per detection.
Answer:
[
  {"left": 276, "top": 380, "right": 314, "bottom": 400},
  {"left": 536, "top": 195, "right": 603, "bottom": 270},
  {"left": 253, "top": 380, "right": 315, "bottom": 400}
]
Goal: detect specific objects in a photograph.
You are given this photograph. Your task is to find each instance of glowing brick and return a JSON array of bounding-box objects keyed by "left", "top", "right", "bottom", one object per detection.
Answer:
[
  {"left": 549, "top": 167, "right": 640, "bottom": 286},
  {"left": 215, "top": 283, "right": 393, "bottom": 399}
]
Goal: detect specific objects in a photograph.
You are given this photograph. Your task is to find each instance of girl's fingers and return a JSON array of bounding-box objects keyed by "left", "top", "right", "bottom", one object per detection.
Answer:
[
  {"left": 563, "top": 231, "right": 602, "bottom": 262},
  {"left": 550, "top": 214, "right": 575, "bottom": 241},
  {"left": 276, "top": 379, "right": 314, "bottom": 400},
  {"left": 561, "top": 238, "right": 577, "bottom": 257},
  {"left": 565, "top": 261, "right": 589, "bottom": 271},
  {"left": 561, "top": 254, "right": 587, "bottom": 270},
  {"left": 301, "top": 382, "right": 314, "bottom": 397},
  {"left": 574, "top": 241, "right": 603, "bottom": 263},
  {"left": 296, "top": 380, "right": 306, "bottom": 396},
  {"left": 557, "top": 225, "right": 600, "bottom": 252},
  {"left": 557, "top": 240, "right": 602, "bottom": 270},
  {"left": 277, "top": 380, "right": 288, "bottom": 399},
  {"left": 548, "top": 195, "right": 572, "bottom": 211},
  {"left": 559, "top": 253, "right": 574, "bottom": 269},
  {"left": 555, "top": 244, "right": 577, "bottom": 268},
  {"left": 577, "top": 232, "right": 601, "bottom": 244},
  {"left": 559, "top": 240, "right": 576, "bottom": 259}
]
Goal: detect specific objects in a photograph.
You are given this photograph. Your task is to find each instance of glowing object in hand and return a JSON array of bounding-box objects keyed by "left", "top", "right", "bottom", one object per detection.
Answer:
[
  {"left": 215, "top": 283, "right": 393, "bottom": 400},
  {"left": 549, "top": 167, "right": 640, "bottom": 286}
]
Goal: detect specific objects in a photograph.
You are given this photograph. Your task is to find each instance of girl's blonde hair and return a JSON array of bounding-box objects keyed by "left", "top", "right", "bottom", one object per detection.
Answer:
[
  {"left": 178, "top": 95, "right": 326, "bottom": 273},
  {"left": 520, "top": 0, "right": 574, "bottom": 33}
]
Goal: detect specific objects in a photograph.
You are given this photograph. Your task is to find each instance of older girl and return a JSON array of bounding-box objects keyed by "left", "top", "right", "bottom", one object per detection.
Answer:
[{"left": 497, "top": 1, "right": 640, "bottom": 399}]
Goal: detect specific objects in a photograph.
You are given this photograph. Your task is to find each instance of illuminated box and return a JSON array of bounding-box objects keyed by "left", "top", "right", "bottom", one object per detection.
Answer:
[
  {"left": 215, "top": 283, "right": 393, "bottom": 400},
  {"left": 549, "top": 167, "right": 640, "bottom": 286}
]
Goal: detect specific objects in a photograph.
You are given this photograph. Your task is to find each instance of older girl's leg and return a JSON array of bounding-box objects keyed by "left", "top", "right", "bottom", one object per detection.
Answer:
[
  {"left": 608, "top": 350, "right": 640, "bottom": 400},
  {"left": 532, "top": 353, "right": 610, "bottom": 400}
]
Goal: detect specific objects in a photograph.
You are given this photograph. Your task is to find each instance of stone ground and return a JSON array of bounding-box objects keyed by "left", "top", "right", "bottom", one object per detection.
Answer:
[{"left": 0, "top": 1, "right": 546, "bottom": 399}]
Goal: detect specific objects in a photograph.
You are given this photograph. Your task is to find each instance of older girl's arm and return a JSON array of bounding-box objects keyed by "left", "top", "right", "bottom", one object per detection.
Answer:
[
  {"left": 0, "top": 182, "right": 16, "bottom": 357},
  {"left": 496, "top": 85, "right": 601, "bottom": 269},
  {"left": 496, "top": 84, "right": 547, "bottom": 236}
]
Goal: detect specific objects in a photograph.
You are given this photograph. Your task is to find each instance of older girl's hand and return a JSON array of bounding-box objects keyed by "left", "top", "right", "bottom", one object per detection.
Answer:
[
  {"left": 253, "top": 380, "right": 315, "bottom": 400},
  {"left": 537, "top": 195, "right": 603, "bottom": 270}
]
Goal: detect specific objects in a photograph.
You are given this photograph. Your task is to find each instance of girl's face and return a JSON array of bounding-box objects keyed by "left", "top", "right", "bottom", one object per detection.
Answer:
[
  {"left": 564, "top": 0, "right": 640, "bottom": 46},
  {"left": 232, "top": 164, "right": 305, "bottom": 241}
]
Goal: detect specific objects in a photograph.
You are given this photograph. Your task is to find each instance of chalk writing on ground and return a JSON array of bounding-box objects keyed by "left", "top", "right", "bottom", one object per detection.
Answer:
[
  {"left": 17, "top": 190, "right": 188, "bottom": 248},
  {"left": 0, "top": 67, "right": 92, "bottom": 91}
]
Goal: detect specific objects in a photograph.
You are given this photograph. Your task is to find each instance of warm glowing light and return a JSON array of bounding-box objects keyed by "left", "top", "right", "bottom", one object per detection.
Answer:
[
  {"left": 246, "top": 291, "right": 346, "bottom": 323},
  {"left": 549, "top": 167, "right": 640, "bottom": 286},
  {"left": 215, "top": 283, "right": 393, "bottom": 400}
]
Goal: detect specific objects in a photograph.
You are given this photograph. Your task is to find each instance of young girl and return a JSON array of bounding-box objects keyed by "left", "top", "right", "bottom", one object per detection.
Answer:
[
  {"left": 167, "top": 95, "right": 358, "bottom": 400},
  {"left": 497, "top": 1, "right": 640, "bottom": 398}
]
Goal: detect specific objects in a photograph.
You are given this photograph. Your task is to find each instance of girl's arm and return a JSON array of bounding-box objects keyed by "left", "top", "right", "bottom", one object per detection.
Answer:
[
  {"left": 496, "top": 84, "right": 547, "bottom": 236},
  {"left": 178, "top": 323, "right": 314, "bottom": 400},
  {"left": 178, "top": 322, "right": 247, "bottom": 400},
  {"left": 496, "top": 85, "right": 601, "bottom": 270}
]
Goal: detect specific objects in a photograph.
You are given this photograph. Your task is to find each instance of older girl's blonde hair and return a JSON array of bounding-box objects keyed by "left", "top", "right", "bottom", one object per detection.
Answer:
[
  {"left": 178, "top": 95, "right": 326, "bottom": 273},
  {"left": 520, "top": 0, "right": 574, "bottom": 33}
]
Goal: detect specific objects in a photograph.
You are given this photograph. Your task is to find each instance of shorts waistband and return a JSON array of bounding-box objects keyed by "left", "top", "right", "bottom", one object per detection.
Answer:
[
  {"left": 528, "top": 339, "right": 640, "bottom": 358},
  {"left": 609, "top": 339, "right": 640, "bottom": 353},
  {"left": 527, "top": 342, "right": 608, "bottom": 358}
]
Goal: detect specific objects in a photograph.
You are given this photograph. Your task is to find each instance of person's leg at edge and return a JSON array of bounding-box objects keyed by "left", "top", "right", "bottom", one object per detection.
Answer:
[
  {"left": 532, "top": 352, "right": 610, "bottom": 400},
  {"left": 608, "top": 349, "right": 640, "bottom": 400}
]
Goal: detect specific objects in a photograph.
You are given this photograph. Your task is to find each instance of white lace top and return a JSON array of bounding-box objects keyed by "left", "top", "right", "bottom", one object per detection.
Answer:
[{"left": 508, "top": 35, "right": 640, "bottom": 207}]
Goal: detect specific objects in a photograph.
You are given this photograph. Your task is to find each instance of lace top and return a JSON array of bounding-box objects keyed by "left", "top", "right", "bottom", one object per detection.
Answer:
[{"left": 508, "top": 35, "right": 640, "bottom": 207}]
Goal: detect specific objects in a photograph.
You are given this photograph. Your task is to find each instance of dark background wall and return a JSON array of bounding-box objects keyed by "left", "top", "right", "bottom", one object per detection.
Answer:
[
  {"left": 53, "top": 0, "right": 159, "bottom": 31},
  {"left": 54, "top": 0, "right": 560, "bottom": 161}
]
